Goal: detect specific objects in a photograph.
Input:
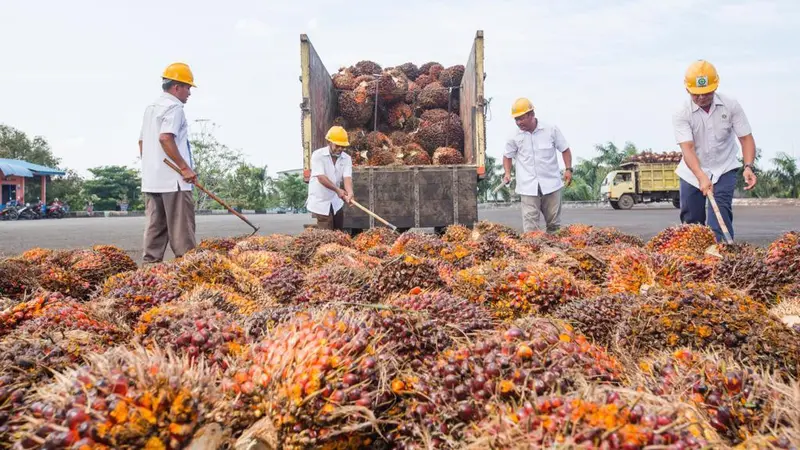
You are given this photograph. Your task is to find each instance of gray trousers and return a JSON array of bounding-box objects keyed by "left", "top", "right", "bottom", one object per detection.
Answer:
[
  {"left": 143, "top": 191, "right": 196, "bottom": 263},
  {"left": 520, "top": 187, "right": 562, "bottom": 233}
]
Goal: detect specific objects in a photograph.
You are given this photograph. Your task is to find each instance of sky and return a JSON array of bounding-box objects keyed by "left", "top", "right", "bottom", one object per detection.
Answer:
[{"left": 1, "top": 0, "right": 798, "bottom": 178}]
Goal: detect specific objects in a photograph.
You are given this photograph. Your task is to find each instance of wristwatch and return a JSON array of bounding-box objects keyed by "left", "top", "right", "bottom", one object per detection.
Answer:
[
  {"left": 743, "top": 164, "right": 754, "bottom": 171},
  {"left": 565, "top": 167, "right": 573, "bottom": 172}
]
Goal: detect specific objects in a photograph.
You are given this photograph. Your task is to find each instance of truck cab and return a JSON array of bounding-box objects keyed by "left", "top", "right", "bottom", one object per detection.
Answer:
[{"left": 601, "top": 170, "right": 636, "bottom": 209}]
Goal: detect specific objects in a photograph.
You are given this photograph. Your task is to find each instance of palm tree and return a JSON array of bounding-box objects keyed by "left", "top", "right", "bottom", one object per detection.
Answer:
[{"left": 771, "top": 152, "right": 800, "bottom": 198}]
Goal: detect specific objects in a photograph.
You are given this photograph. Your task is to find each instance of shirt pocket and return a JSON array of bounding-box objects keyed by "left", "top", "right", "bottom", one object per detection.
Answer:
[
  {"left": 534, "top": 131, "right": 555, "bottom": 152},
  {"left": 713, "top": 116, "right": 733, "bottom": 142}
]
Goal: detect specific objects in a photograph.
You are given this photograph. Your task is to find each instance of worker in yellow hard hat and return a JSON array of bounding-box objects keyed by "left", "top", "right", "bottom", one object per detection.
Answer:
[
  {"left": 305, "top": 125, "right": 355, "bottom": 230},
  {"left": 503, "top": 97, "right": 573, "bottom": 233},
  {"left": 137, "top": 62, "right": 199, "bottom": 263},
  {"left": 672, "top": 59, "right": 757, "bottom": 242}
]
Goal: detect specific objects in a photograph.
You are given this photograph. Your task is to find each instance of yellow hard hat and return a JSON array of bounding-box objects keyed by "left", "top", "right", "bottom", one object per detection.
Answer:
[
  {"left": 511, "top": 98, "right": 534, "bottom": 118},
  {"left": 162, "top": 62, "right": 197, "bottom": 87},
  {"left": 325, "top": 126, "right": 350, "bottom": 147},
  {"left": 684, "top": 60, "right": 718, "bottom": 95}
]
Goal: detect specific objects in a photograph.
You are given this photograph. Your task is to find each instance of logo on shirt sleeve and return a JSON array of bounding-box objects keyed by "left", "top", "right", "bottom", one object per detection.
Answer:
[{"left": 695, "top": 76, "right": 708, "bottom": 87}]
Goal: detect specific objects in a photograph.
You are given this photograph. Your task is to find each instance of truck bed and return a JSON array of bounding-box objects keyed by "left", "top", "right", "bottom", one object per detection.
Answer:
[
  {"left": 622, "top": 162, "right": 680, "bottom": 193},
  {"left": 300, "top": 31, "right": 486, "bottom": 230}
]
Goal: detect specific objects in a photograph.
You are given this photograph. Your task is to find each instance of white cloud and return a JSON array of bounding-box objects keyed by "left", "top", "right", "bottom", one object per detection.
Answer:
[
  {"left": 234, "top": 18, "right": 273, "bottom": 38},
  {"left": 307, "top": 18, "right": 318, "bottom": 30}
]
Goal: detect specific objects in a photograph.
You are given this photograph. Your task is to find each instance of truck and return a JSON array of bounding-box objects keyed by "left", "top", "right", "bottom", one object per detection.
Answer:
[
  {"left": 600, "top": 161, "right": 681, "bottom": 210},
  {"left": 299, "top": 31, "right": 487, "bottom": 234}
]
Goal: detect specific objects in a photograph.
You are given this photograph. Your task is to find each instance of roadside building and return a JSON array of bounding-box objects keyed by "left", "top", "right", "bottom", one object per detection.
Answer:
[{"left": 0, "top": 158, "right": 66, "bottom": 206}]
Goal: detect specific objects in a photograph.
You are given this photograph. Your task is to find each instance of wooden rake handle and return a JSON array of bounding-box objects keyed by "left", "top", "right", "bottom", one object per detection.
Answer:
[
  {"left": 163, "top": 158, "right": 259, "bottom": 235},
  {"left": 349, "top": 199, "right": 397, "bottom": 231},
  {"left": 706, "top": 190, "right": 733, "bottom": 244}
]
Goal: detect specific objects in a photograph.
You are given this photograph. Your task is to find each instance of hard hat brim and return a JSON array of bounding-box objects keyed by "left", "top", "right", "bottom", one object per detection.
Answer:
[
  {"left": 511, "top": 107, "right": 533, "bottom": 118},
  {"left": 163, "top": 76, "right": 197, "bottom": 88},
  {"left": 329, "top": 139, "right": 350, "bottom": 147},
  {"left": 686, "top": 83, "right": 717, "bottom": 95}
]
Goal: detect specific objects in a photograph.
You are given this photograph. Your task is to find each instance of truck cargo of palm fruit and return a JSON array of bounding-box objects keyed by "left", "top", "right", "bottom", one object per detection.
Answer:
[
  {"left": 600, "top": 151, "right": 683, "bottom": 210},
  {"left": 299, "top": 30, "right": 487, "bottom": 233}
]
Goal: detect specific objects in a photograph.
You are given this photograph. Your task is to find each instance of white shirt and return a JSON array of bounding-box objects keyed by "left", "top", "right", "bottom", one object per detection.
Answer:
[
  {"left": 672, "top": 92, "right": 752, "bottom": 189},
  {"left": 305, "top": 147, "right": 353, "bottom": 216},
  {"left": 139, "top": 92, "right": 194, "bottom": 193},
  {"left": 504, "top": 121, "right": 570, "bottom": 196}
]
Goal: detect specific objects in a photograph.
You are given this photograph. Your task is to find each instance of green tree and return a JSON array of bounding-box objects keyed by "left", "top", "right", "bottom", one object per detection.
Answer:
[
  {"left": 477, "top": 155, "right": 506, "bottom": 203},
  {"left": 189, "top": 121, "right": 247, "bottom": 210},
  {"left": 227, "top": 163, "right": 278, "bottom": 210},
  {"left": 49, "top": 169, "right": 87, "bottom": 209},
  {"left": 83, "top": 166, "right": 142, "bottom": 211},
  {"left": 0, "top": 124, "right": 61, "bottom": 167},
  {"left": 273, "top": 173, "right": 308, "bottom": 210}
]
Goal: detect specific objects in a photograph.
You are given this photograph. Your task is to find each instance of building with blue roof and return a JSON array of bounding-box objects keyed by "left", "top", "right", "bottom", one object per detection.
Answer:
[{"left": 0, "top": 158, "right": 66, "bottom": 206}]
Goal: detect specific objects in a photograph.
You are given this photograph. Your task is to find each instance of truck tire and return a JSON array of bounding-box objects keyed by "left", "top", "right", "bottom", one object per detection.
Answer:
[
  {"left": 609, "top": 201, "right": 621, "bottom": 210},
  {"left": 618, "top": 194, "right": 635, "bottom": 210},
  {"left": 672, "top": 197, "right": 680, "bottom": 209}
]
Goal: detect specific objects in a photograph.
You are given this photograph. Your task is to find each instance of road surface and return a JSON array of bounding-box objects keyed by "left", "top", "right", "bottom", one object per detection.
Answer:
[{"left": 1, "top": 205, "right": 797, "bottom": 263}]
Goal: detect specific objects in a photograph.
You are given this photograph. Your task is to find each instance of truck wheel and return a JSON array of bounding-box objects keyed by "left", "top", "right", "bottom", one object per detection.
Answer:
[
  {"left": 672, "top": 197, "right": 680, "bottom": 209},
  {"left": 618, "top": 194, "right": 635, "bottom": 210},
  {"left": 609, "top": 201, "right": 621, "bottom": 210}
]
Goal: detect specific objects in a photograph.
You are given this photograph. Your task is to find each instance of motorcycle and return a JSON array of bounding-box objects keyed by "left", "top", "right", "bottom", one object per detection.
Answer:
[
  {"left": 0, "top": 201, "right": 19, "bottom": 221},
  {"left": 16, "top": 202, "right": 41, "bottom": 220},
  {"left": 45, "top": 199, "right": 66, "bottom": 219}
]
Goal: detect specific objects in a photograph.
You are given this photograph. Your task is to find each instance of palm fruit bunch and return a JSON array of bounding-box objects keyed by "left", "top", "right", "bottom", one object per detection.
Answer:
[
  {"left": 258, "top": 264, "right": 305, "bottom": 304},
  {"left": 562, "top": 247, "right": 608, "bottom": 284},
  {"left": 367, "top": 255, "right": 445, "bottom": 299},
  {"left": 607, "top": 246, "right": 657, "bottom": 294},
  {"left": 231, "top": 249, "right": 296, "bottom": 278},
  {"left": 441, "top": 224, "right": 471, "bottom": 244},
  {"left": 134, "top": 298, "right": 246, "bottom": 369},
  {"left": 486, "top": 264, "right": 582, "bottom": 320},
  {"left": 287, "top": 228, "right": 353, "bottom": 264},
  {"left": 17, "top": 247, "right": 54, "bottom": 265},
  {"left": 473, "top": 220, "right": 519, "bottom": 239},
  {"left": 174, "top": 250, "right": 263, "bottom": 299},
  {"left": 389, "top": 318, "right": 622, "bottom": 447},
  {"left": 180, "top": 282, "right": 268, "bottom": 316},
  {"left": 12, "top": 296, "right": 123, "bottom": 344},
  {"left": 90, "top": 245, "right": 137, "bottom": 274},
  {"left": 197, "top": 236, "right": 242, "bottom": 254},
  {"left": 444, "top": 258, "right": 524, "bottom": 304},
  {"left": 625, "top": 150, "right": 684, "bottom": 163},
  {"left": 353, "top": 227, "right": 398, "bottom": 252},
  {"left": 765, "top": 230, "right": 800, "bottom": 277},
  {"left": 0, "top": 258, "right": 39, "bottom": 301},
  {"left": 0, "top": 291, "right": 82, "bottom": 337},
  {"left": 309, "top": 243, "right": 363, "bottom": 269},
  {"left": 712, "top": 252, "right": 793, "bottom": 304},
  {"left": 645, "top": 224, "right": 717, "bottom": 257},
  {"left": 34, "top": 264, "right": 92, "bottom": 300},
  {"left": 470, "top": 231, "right": 524, "bottom": 262},
  {"left": 243, "top": 304, "right": 307, "bottom": 340},
  {"left": 14, "top": 346, "right": 220, "bottom": 450},
  {"left": 389, "top": 231, "right": 448, "bottom": 258},
  {"left": 217, "top": 309, "right": 400, "bottom": 446},
  {"left": 632, "top": 349, "right": 774, "bottom": 444},
  {"left": 582, "top": 226, "right": 645, "bottom": 247},
  {"left": 650, "top": 251, "right": 717, "bottom": 287},
  {"left": 293, "top": 262, "right": 373, "bottom": 304},
  {"left": 228, "top": 234, "right": 294, "bottom": 258},
  {"left": 329, "top": 59, "right": 467, "bottom": 166},
  {"left": 618, "top": 282, "right": 800, "bottom": 375},
  {"left": 66, "top": 249, "right": 117, "bottom": 286},
  {"left": 95, "top": 262, "right": 182, "bottom": 325},
  {"left": 463, "top": 387, "right": 712, "bottom": 450},
  {"left": 551, "top": 294, "right": 636, "bottom": 348}
]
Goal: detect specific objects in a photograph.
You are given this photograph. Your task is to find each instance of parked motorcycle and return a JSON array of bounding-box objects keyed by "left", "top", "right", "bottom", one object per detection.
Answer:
[
  {"left": 45, "top": 199, "right": 66, "bottom": 219},
  {"left": 0, "top": 201, "right": 19, "bottom": 221},
  {"left": 16, "top": 202, "right": 41, "bottom": 220}
]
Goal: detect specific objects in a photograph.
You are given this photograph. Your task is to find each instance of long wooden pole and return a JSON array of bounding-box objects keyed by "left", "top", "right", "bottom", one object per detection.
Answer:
[
  {"left": 349, "top": 199, "right": 397, "bottom": 231},
  {"left": 163, "top": 158, "right": 260, "bottom": 235}
]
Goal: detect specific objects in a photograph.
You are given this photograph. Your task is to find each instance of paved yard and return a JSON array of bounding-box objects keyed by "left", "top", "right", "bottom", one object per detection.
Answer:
[{"left": 1, "top": 205, "right": 796, "bottom": 263}]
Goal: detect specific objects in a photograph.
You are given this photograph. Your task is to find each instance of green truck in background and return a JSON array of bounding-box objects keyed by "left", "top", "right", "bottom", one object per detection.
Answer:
[{"left": 600, "top": 161, "right": 681, "bottom": 210}]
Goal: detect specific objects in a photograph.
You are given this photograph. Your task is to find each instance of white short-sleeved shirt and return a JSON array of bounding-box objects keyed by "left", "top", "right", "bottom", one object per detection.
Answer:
[
  {"left": 139, "top": 92, "right": 193, "bottom": 193},
  {"left": 504, "top": 121, "right": 570, "bottom": 196},
  {"left": 672, "top": 92, "right": 752, "bottom": 189},
  {"left": 305, "top": 147, "right": 353, "bottom": 216}
]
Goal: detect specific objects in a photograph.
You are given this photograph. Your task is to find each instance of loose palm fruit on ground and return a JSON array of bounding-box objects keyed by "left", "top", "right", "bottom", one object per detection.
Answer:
[
  {"left": 96, "top": 262, "right": 182, "bottom": 325},
  {"left": 90, "top": 245, "right": 137, "bottom": 274},
  {"left": 243, "top": 304, "right": 308, "bottom": 340},
  {"left": 353, "top": 227, "right": 398, "bottom": 252},
  {"left": 0, "top": 291, "right": 83, "bottom": 338},
  {"left": 368, "top": 255, "right": 445, "bottom": 298},
  {"left": 462, "top": 388, "right": 712, "bottom": 450},
  {"left": 135, "top": 298, "right": 247, "bottom": 369},
  {"left": 197, "top": 236, "right": 243, "bottom": 254},
  {"left": 618, "top": 282, "right": 800, "bottom": 375},
  {"left": 632, "top": 349, "right": 774, "bottom": 444},
  {"left": 0, "top": 258, "right": 39, "bottom": 302},
  {"left": 471, "top": 220, "right": 518, "bottom": 239},
  {"left": 259, "top": 264, "right": 305, "bottom": 303},
  {"left": 390, "top": 231, "right": 448, "bottom": 259},
  {"left": 652, "top": 252, "right": 717, "bottom": 287},
  {"left": 441, "top": 224, "right": 471, "bottom": 244},
  {"left": 389, "top": 318, "right": 622, "bottom": 447},
  {"left": 287, "top": 228, "right": 354, "bottom": 264},
  {"left": 35, "top": 265, "right": 92, "bottom": 300},
  {"left": 551, "top": 293, "right": 636, "bottom": 348},
  {"left": 445, "top": 258, "right": 526, "bottom": 304},
  {"left": 181, "top": 282, "right": 271, "bottom": 316},
  {"left": 16, "top": 345, "right": 220, "bottom": 450},
  {"left": 646, "top": 224, "right": 717, "bottom": 257},
  {"left": 309, "top": 243, "right": 364, "bottom": 269},
  {"left": 486, "top": 264, "right": 582, "bottom": 320},
  {"left": 218, "top": 309, "right": 400, "bottom": 446}
]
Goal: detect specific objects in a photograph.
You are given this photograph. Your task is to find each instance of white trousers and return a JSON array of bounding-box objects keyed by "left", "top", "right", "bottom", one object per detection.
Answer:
[{"left": 520, "top": 187, "right": 562, "bottom": 233}]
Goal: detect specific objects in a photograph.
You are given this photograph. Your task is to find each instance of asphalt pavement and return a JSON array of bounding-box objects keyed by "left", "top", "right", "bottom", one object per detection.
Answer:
[{"left": 1, "top": 205, "right": 797, "bottom": 263}]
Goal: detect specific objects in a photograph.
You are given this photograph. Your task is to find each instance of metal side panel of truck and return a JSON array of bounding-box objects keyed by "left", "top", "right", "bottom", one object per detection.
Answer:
[{"left": 299, "top": 30, "right": 487, "bottom": 231}]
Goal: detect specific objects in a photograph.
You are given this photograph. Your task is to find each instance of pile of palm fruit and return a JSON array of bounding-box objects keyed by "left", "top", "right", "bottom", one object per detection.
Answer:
[
  {"left": 330, "top": 60, "right": 466, "bottom": 167},
  {"left": 624, "top": 150, "right": 684, "bottom": 163},
  {"left": 0, "top": 223, "right": 799, "bottom": 449}
]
